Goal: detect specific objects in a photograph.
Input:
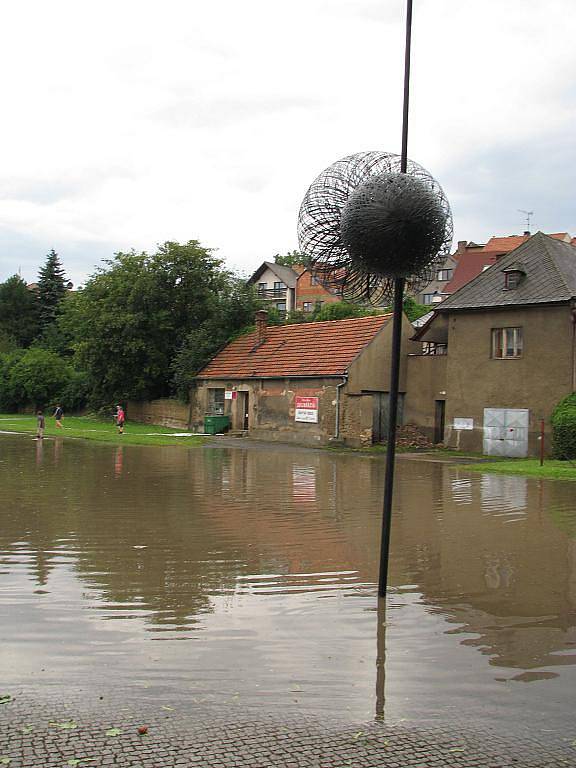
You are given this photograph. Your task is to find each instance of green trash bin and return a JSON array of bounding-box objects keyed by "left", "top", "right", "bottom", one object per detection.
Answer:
[{"left": 204, "top": 414, "right": 230, "bottom": 435}]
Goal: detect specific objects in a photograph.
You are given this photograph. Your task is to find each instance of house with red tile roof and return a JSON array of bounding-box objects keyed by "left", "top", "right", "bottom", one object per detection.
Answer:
[{"left": 190, "top": 310, "right": 419, "bottom": 445}]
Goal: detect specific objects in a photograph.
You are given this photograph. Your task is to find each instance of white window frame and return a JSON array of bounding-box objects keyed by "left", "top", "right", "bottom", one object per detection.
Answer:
[{"left": 491, "top": 327, "right": 523, "bottom": 359}]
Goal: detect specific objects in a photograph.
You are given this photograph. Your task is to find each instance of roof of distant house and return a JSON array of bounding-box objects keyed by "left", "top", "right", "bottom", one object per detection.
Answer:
[
  {"left": 437, "top": 232, "right": 576, "bottom": 311},
  {"left": 197, "top": 314, "right": 392, "bottom": 379},
  {"left": 247, "top": 261, "right": 298, "bottom": 288}
]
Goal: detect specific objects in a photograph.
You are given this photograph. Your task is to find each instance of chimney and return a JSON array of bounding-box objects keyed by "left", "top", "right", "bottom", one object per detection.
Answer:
[
  {"left": 457, "top": 240, "right": 467, "bottom": 255},
  {"left": 255, "top": 309, "right": 268, "bottom": 343},
  {"left": 523, "top": 230, "right": 530, "bottom": 237}
]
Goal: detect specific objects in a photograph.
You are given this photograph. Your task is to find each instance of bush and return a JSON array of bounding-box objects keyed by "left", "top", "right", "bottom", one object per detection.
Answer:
[
  {"left": 0, "top": 348, "right": 88, "bottom": 411},
  {"left": 551, "top": 392, "right": 576, "bottom": 460}
]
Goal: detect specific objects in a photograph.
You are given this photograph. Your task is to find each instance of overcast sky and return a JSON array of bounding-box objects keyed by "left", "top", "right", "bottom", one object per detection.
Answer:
[{"left": 1, "top": 0, "right": 575, "bottom": 286}]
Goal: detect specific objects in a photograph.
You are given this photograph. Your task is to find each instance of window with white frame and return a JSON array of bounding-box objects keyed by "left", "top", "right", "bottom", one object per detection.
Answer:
[
  {"left": 436, "top": 268, "right": 453, "bottom": 281},
  {"left": 208, "top": 388, "right": 226, "bottom": 414},
  {"left": 302, "top": 302, "right": 313, "bottom": 312},
  {"left": 492, "top": 327, "right": 523, "bottom": 359},
  {"left": 422, "top": 293, "right": 434, "bottom": 304}
]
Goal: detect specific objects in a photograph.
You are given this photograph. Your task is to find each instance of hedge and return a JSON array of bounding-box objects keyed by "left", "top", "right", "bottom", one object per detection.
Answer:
[{"left": 551, "top": 392, "right": 576, "bottom": 460}]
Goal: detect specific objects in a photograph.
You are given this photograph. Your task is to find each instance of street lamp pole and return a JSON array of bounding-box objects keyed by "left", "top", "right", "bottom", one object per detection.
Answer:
[{"left": 378, "top": 0, "right": 413, "bottom": 598}]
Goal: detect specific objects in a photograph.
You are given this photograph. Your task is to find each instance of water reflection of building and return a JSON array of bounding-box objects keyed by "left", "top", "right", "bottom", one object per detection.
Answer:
[
  {"left": 391, "top": 460, "right": 576, "bottom": 673},
  {"left": 2, "top": 438, "right": 576, "bottom": 680}
]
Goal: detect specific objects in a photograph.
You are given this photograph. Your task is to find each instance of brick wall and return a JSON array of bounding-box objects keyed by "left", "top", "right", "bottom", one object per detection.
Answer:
[{"left": 127, "top": 399, "right": 190, "bottom": 429}]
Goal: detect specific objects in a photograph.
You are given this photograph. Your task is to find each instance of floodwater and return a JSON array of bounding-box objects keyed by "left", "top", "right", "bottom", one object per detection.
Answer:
[{"left": 1, "top": 435, "right": 576, "bottom": 733}]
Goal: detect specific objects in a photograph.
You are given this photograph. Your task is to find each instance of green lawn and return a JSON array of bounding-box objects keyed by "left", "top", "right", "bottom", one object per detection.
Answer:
[
  {"left": 458, "top": 458, "right": 576, "bottom": 481},
  {"left": 0, "top": 414, "right": 204, "bottom": 448}
]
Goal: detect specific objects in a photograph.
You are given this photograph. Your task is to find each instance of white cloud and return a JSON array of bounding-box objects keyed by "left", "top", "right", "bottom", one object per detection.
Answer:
[{"left": 0, "top": 0, "right": 575, "bottom": 282}]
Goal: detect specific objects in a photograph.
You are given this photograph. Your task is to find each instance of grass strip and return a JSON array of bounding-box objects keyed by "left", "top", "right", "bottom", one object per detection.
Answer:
[
  {"left": 0, "top": 414, "right": 204, "bottom": 448},
  {"left": 458, "top": 458, "right": 576, "bottom": 481}
]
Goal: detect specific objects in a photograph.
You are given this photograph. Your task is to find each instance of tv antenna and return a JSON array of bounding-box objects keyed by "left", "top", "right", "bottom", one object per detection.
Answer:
[{"left": 518, "top": 209, "right": 534, "bottom": 233}]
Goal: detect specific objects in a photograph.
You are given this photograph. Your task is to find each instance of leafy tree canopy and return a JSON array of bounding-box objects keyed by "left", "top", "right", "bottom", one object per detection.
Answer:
[
  {"left": 0, "top": 275, "right": 40, "bottom": 347},
  {"left": 65, "top": 240, "right": 256, "bottom": 404},
  {"left": 273, "top": 250, "right": 310, "bottom": 268}
]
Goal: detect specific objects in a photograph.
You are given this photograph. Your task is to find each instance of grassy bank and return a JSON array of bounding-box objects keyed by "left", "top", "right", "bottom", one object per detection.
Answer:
[
  {"left": 460, "top": 458, "right": 576, "bottom": 481},
  {"left": 0, "top": 414, "right": 204, "bottom": 448}
]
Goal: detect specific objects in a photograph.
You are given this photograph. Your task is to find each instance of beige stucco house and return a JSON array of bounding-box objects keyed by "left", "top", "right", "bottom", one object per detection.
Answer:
[{"left": 406, "top": 233, "right": 576, "bottom": 457}]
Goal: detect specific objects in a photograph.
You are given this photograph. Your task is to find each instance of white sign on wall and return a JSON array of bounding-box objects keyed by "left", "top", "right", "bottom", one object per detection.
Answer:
[
  {"left": 454, "top": 417, "right": 474, "bottom": 431},
  {"left": 295, "top": 396, "right": 319, "bottom": 423}
]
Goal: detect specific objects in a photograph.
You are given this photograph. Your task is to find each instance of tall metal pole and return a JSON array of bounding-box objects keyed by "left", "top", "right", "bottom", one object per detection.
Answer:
[{"left": 378, "top": 0, "right": 413, "bottom": 598}]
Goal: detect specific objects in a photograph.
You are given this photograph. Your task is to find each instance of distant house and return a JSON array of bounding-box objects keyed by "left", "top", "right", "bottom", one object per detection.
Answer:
[
  {"left": 247, "top": 262, "right": 299, "bottom": 313},
  {"left": 294, "top": 268, "right": 342, "bottom": 313},
  {"left": 247, "top": 261, "right": 343, "bottom": 315},
  {"left": 191, "top": 310, "right": 418, "bottom": 446},
  {"left": 405, "top": 232, "right": 576, "bottom": 457}
]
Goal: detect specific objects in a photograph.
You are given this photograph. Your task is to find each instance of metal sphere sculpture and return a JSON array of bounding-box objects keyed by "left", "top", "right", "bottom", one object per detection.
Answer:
[{"left": 297, "top": 151, "right": 453, "bottom": 304}]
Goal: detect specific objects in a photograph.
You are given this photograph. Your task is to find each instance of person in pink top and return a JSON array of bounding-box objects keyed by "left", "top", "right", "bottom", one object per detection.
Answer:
[{"left": 115, "top": 405, "right": 125, "bottom": 435}]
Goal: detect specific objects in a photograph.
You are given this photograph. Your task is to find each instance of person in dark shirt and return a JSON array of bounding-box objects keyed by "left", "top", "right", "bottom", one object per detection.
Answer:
[
  {"left": 53, "top": 404, "right": 64, "bottom": 429},
  {"left": 36, "top": 410, "right": 45, "bottom": 440}
]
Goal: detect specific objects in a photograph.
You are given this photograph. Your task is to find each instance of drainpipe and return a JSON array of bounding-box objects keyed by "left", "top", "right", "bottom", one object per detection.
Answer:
[{"left": 334, "top": 376, "right": 348, "bottom": 439}]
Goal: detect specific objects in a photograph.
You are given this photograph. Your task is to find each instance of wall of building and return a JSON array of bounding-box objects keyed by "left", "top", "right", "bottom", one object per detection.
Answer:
[
  {"left": 127, "top": 398, "right": 190, "bottom": 429},
  {"left": 346, "top": 314, "right": 419, "bottom": 394},
  {"left": 295, "top": 270, "right": 341, "bottom": 312},
  {"left": 442, "top": 305, "right": 574, "bottom": 454},
  {"left": 404, "top": 354, "right": 448, "bottom": 441},
  {"left": 190, "top": 377, "right": 342, "bottom": 445}
]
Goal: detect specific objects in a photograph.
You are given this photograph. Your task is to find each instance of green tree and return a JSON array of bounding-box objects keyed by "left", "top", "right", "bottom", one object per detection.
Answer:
[
  {"left": 312, "top": 301, "right": 378, "bottom": 322},
  {"left": 37, "top": 250, "right": 67, "bottom": 329},
  {"left": 67, "top": 240, "right": 251, "bottom": 404},
  {"left": 401, "top": 296, "right": 430, "bottom": 322},
  {"left": 0, "top": 275, "right": 40, "bottom": 346},
  {"left": 172, "top": 279, "right": 261, "bottom": 398},
  {"left": 273, "top": 250, "right": 309, "bottom": 268},
  {"left": 8, "top": 348, "right": 71, "bottom": 408}
]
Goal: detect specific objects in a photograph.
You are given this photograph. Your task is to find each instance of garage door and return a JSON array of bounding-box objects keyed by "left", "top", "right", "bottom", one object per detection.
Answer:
[{"left": 483, "top": 408, "right": 529, "bottom": 458}]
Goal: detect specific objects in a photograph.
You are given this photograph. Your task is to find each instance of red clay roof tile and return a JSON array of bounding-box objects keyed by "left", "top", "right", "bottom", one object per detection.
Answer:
[{"left": 197, "top": 314, "right": 391, "bottom": 379}]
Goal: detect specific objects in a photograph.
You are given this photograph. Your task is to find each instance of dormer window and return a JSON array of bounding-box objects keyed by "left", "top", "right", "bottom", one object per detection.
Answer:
[
  {"left": 502, "top": 262, "right": 526, "bottom": 290},
  {"left": 505, "top": 272, "right": 521, "bottom": 289}
]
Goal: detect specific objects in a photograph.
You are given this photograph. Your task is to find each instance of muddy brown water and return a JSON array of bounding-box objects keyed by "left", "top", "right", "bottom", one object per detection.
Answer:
[{"left": 1, "top": 434, "right": 576, "bottom": 732}]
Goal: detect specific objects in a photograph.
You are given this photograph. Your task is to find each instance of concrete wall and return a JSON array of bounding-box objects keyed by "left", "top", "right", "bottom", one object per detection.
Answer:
[
  {"left": 190, "top": 377, "right": 341, "bottom": 445},
  {"left": 442, "top": 305, "right": 574, "bottom": 454},
  {"left": 346, "top": 314, "right": 419, "bottom": 394},
  {"left": 127, "top": 398, "right": 190, "bottom": 429},
  {"left": 404, "top": 354, "right": 448, "bottom": 441}
]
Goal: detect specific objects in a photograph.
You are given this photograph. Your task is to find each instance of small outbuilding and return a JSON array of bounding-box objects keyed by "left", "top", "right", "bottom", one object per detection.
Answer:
[{"left": 191, "top": 310, "right": 418, "bottom": 446}]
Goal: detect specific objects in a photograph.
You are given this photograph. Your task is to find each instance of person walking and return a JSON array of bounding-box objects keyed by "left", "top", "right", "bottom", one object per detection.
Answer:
[
  {"left": 116, "top": 405, "right": 125, "bottom": 435},
  {"left": 53, "top": 403, "right": 64, "bottom": 429},
  {"left": 36, "top": 410, "right": 45, "bottom": 440}
]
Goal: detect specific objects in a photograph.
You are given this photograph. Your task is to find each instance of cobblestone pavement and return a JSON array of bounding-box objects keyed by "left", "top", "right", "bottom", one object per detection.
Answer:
[{"left": 0, "top": 687, "right": 575, "bottom": 767}]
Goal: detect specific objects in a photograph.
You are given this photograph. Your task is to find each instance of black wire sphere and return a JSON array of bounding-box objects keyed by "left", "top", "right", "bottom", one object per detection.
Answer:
[{"left": 298, "top": 151, "right": 453, "bottom": 304}]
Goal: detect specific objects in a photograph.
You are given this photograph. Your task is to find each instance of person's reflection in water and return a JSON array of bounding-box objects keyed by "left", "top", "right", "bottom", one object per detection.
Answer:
[
  {"left": 114, "top": 446, "right": 124, "bottom": 478},
  {"left": 375, "top": 595, "right": 386, "bottom": 719},
  {"left": 35, "top": 436, "right": 43, "bottom": 466},
  {"left": 53, "top": 438, "right": 63, "bottom": 466}
]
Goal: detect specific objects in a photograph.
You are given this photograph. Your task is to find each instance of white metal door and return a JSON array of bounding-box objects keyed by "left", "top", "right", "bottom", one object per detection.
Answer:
[{"left": 483, "top": 408, "right": 529, "bottom": 457}]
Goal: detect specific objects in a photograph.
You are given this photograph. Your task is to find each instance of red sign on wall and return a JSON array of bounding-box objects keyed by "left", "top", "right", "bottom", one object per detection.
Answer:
[{"left": 295, "top": 396, "right": 319, "bottom": 423}]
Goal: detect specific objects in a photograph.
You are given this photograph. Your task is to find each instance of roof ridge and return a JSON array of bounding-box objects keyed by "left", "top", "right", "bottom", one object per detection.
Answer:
[{"left": 537, "top": 232, "right": 573, "bottom": 295}]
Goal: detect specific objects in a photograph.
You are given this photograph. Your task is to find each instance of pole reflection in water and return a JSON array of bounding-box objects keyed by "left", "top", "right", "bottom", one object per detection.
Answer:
[{"left": 375, "top": 596, "right": 386, "bottom": 720}]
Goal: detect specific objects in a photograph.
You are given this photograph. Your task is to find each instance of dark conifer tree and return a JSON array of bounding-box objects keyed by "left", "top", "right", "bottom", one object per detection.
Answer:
[{"left": 37, "top": 250, "right": 67, "bottom": 329}]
